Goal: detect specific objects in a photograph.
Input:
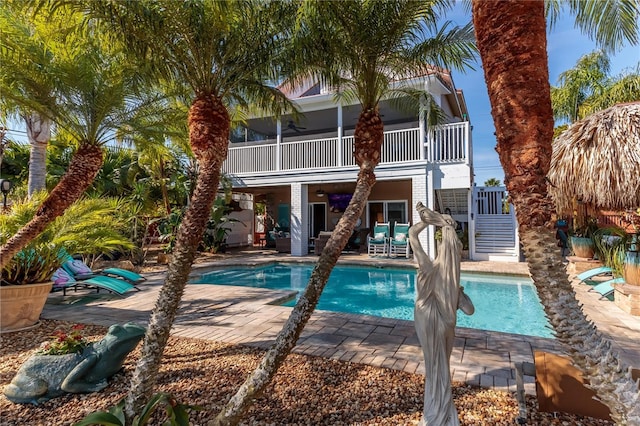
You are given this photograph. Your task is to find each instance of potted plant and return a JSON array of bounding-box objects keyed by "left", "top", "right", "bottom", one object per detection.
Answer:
[
  {"left": 570, "top": 217, "right": 599, "bottom": 259},
  {"left": 1, "top": 196, "right": 66, "bottom": 333},
  {"left": 623, "top": 210, "right": 639, "bottom": 285},
  {"left": 1, "top": 196, "right": 135, "bottom": 333}
]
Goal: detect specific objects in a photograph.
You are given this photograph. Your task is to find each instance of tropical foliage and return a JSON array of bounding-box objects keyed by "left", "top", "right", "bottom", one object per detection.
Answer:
[
  {"left": 551, "top": 50, "right": 640, "bottom": 123},
  {"left": 75, "top": 392, "right": 200, "bottom": 426},
  {"left": 0, "top": 194, "right": 134, "bottom": 285},
  {"left": 68, "top": 1, "right": 296, "bottom": 421}
]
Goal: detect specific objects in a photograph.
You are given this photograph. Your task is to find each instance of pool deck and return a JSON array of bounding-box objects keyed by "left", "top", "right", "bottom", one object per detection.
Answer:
[{"left": 41, "top": 249, "right": 640, "bottom": 397}]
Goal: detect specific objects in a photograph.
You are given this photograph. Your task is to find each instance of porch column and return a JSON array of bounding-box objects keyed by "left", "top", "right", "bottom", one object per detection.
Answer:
[
  {"left": 412, "top": 173, "right": 434, "bottom": 259},
  {"left": 419, "top": 98, "right": 426, "bottom": 161},
  {"left": 337, "top": 104, "right": 343, "bottom": 166},
  {"left": 468, "top": 187, "right": 477, "bottom": 261},
  {"left": 464, "top": 121, "right": 471, "bottom": 166},
  {"left": 276, "top": 120, "right": 282, "bottom": 171},
  {"left": 290, "top": 183, "right": 309, "bottom": 256}
]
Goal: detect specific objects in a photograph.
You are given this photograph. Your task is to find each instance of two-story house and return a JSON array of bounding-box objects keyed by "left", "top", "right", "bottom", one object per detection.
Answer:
[{"left": 222, "top": 69, "right": 519, "bottom": 261}]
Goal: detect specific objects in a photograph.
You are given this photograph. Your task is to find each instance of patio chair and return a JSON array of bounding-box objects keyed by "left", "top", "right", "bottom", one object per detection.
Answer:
[
  {"left": 63, "top": 258, "right": 145, "bottom": 285},
  {"left": 52, "top": 268, "right": 136, "bottom": 296},
  {"left": 589, "top": 277, "right": 625, "bottom": 299},
  {"left": 368, "top": 222, "right": 390, "bottom": 257},
  {"left": 389, "top": 222, "right": 411, "bottom": 258},
  {"left": 576, "top": 266, "right": 613, "bottom": 284}
]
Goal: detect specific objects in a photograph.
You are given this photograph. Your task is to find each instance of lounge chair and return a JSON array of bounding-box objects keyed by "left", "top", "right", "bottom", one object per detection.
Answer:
[
  {"left": 589, "top": 277, "right": 625, "bottom": 299},
  {"left": 389, "top": 222, "right": 411, "bottom": 258},
  {"left": 368, "top": 222, "right": 389, "bottom": 257},
  {"left": 576, "top": 266, "right": 612, "bottom": 284},
  {"left": 52, "top": 268, "right": 136, "bottom": 296},
  {"left": 63, "top": 258, "right": 145, "bottom": 285}
]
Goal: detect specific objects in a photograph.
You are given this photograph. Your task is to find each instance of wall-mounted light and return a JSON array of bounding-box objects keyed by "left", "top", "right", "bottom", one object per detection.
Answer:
[{"left": 316, "top": 188, "right": 325, "bottom": 197}]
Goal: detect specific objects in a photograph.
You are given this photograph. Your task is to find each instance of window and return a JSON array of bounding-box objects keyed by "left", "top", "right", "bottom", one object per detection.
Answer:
[{"left": 367, "top": 201, "right": 408, "bottom": 233}]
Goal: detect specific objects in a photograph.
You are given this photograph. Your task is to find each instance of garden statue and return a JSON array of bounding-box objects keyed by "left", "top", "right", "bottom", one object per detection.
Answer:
[
  {"left": 4, "top": 322, "right": 146, "bottom": 404},
  {"left": 409, "top": 202, "right": 475, "bottom": 426}
]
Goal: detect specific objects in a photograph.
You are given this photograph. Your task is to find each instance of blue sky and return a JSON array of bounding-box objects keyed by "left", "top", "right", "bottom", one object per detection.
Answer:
[{"left": 443, "top": 4, "right": 640, "bottom": 186}]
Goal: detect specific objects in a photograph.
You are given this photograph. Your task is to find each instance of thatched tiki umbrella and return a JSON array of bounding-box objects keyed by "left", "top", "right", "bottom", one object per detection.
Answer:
[{"left": 548, "top": 101, "right": 640, "bottom": 216}]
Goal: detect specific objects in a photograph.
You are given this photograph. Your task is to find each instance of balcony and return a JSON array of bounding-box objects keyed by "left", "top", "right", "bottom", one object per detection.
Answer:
[{"left": 222, "top": 122, "right": 470, "bottom": 176}]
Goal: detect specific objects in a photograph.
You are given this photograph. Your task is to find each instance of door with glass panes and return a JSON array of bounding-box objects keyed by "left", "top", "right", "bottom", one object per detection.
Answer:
[{"left": 367, "top": 201, "right": 407, "bottom": 234}]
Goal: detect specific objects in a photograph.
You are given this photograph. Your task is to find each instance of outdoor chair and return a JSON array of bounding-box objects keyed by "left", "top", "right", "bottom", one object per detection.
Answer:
[
  {"left": 62, "top": 257, "right": 145, "bottom": 285},
  {"left": 368, "top": 222, "right": 389, "bottom": 257},
  {"left": 389, "top": 222, "right": 411, "bottom": 258},
  {"left": 52, "top": 268, "right": 136, "bottom": 296},
  {"left": 588, "top": 277, "right": 625, "bottom": 299},
  {"left": 314, "top": 231, "right": 332, "bottom": 255},
  {"left": 576, "top": 266, "right": 613, "bottom": 284}
]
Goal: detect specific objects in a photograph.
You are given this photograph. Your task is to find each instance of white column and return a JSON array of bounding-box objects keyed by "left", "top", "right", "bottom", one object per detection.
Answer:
[
  {"left": 290, "top": 183, "right": 309, "bottom": 256},
  {"left": 419, "top": 100, "right": 426, "bottom": 161},
  {"left": 337, "top": 104, "right": 343, "bottom": 166},
  {"left": 464, "top": 121, "right": 471, "bottom": 166},
  {"left": 469, "top": 187, "right": 476, "bottom": 261},
  {"left": 412, "top": 173, "right": 434, "bottom": 259},
  {"left": 276, "top": 120, "right": 282, "bottom": 171}
]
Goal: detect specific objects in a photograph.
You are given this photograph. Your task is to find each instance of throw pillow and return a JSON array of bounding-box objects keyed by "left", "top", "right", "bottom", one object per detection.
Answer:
[
  {"left": 374, "top": 232, "right": 386, "bottom": 240},
  {"left": 66, "top": 259, "right": 93, "bottom": 275},
  {"left": 52, "top": 268, "right": 75, "bottom": 285},
  {"left": 395, "top": 233, "right": 407, "bottom": 242}
]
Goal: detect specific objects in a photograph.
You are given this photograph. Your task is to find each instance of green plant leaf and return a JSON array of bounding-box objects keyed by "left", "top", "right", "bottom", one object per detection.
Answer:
[{"left": 74, "top": 411, "right": 124, "bottom": 426}]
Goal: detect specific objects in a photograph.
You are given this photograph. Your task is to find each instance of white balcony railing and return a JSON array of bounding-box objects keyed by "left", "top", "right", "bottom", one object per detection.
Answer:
[
  {"left": 222, "top": 122, "right": 468, "bottom": 175},
  {"left": 428, "top": 122, "right": 468, "bottom": 163}
]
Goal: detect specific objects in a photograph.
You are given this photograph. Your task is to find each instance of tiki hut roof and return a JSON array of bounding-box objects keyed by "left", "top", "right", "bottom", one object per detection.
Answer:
[{"left": 548, "top": 102, "right": 640, "bottom": 215}]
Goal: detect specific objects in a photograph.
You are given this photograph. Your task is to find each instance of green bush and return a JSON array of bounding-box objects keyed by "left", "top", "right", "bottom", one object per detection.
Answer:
[{"left": 0, "top": 195, "right": 134, "bottom": 285}]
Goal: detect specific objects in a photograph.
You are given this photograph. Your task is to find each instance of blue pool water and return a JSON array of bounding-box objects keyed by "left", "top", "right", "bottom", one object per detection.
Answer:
[{"left": 192, "top": 263, "right": 552, "bottom": 338}]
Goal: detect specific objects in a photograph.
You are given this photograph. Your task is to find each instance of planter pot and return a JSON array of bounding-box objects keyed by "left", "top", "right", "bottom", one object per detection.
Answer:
[
  {"left": 0, "top": 281, "right": 53, "bottom": 333},
  {"left": 570, "top": 237, "right": 595, "bottom": 259},
  {"left": 624, "top": 252, "right": 640, "bottom": 286}
]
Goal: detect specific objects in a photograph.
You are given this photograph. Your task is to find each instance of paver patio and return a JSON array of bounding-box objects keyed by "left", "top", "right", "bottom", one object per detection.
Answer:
[{"left": 41, "top": 250, "right": 640, "bottom": 398}]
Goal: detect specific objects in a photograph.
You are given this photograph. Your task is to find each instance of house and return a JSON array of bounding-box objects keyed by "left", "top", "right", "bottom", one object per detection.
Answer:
[{"left": 223, "top": 70, "right": 520, "bottom": 261}]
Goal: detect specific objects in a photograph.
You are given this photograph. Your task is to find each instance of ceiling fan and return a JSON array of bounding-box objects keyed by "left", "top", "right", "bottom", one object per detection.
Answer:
[{"left": 284, "top": 120, "right": 307, "bottom": 133}]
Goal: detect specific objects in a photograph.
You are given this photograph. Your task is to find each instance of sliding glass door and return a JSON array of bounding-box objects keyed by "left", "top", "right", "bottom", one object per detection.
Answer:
[{"left": 367, "top": 200, "right": 408, "bottom": 233}]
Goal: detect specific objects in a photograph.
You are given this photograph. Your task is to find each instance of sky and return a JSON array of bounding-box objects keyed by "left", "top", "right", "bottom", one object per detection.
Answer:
[
  {"left": 4, "top": 5, "right": 639, "bottom": 188},
  {"left": 443, "top": 4, "right": 640, "bottom": 186}
]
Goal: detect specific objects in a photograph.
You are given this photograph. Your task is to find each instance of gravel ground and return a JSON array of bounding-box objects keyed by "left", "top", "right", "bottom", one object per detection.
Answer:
[{"left": 0, "top": 320, "right": 614, "bottom": 425}]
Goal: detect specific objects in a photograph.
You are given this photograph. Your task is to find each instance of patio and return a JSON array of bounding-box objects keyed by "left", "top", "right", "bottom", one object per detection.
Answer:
[{"left": 40, "top": 249, "right": 640, "bottom": 398}]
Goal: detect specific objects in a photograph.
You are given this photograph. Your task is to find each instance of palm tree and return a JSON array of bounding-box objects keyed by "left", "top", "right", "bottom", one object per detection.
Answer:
[
  {"left": 483, "top": 177, "right": 501, "bottom": 187},
  {"left": 551, "top": 50, "right": 611, "bottom": 123},
  {"left": 0, "top": 2, "right": 57, "bottom": 197},
  {"left": 471, "top": 0, "right": 639, "bottom": 422},
  {"left": 215, "top": 1, "right": 476, "bottom": 424},
  {"left": 73, "top": 0, "right": 295, "bottom": 419},
  {"left": 0, "top": 10, "right": 165, "bottom": 269},
  {"left": 552, "top": 50, "right": 640, "bottom": 123}
]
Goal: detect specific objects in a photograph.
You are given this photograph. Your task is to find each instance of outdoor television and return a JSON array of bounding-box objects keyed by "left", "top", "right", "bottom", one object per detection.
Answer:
[{"left": 328, "top": 193, "right": 352, "bottom": 212}]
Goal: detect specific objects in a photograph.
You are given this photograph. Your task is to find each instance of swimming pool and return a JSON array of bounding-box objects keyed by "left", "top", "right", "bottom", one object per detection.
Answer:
[{"left": 191, "top": 263, "right": 552, "bottom": 338}]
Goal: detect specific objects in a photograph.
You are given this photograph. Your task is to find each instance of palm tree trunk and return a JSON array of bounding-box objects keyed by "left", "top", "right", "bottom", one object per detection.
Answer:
[
  {"left": 24, "top": 112, "right": 51, "bottom": 197},
  {"left": 124, "top": 94, "right": 229, "bottom": 420},
  {"left": 472, "top": 1, "right": 639, "bottom": 422},
  {"left": 159, "top": 162, "right": 171, "bottom": 215},
  {"left": 214, "top": 108, "right": 383, "bottom": 425},
  {"left": 0, "top": 142, "right": 103, "bottom": 268}
]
